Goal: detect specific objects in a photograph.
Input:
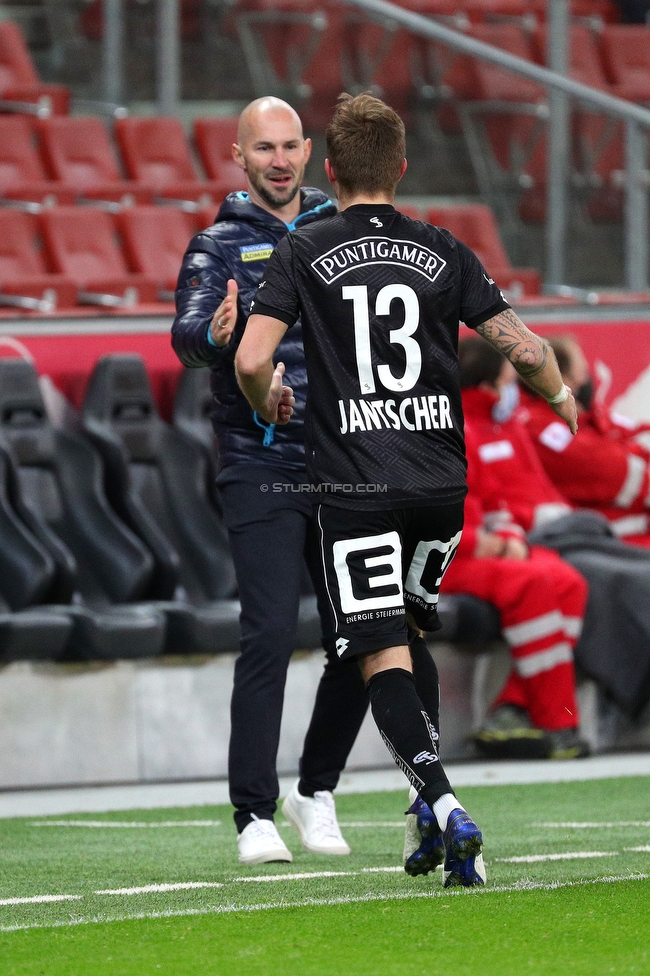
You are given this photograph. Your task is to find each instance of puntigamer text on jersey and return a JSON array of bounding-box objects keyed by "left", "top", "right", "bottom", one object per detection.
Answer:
[
  {"left": 338, "top": 394, "right": 453, "bottom": 434},
  {"left": 311, "top": 237, "right": 447, "bottom": 284}
]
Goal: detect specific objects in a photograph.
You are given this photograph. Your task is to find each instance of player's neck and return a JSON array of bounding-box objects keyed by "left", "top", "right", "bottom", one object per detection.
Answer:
[{"left": 338, "top": 192, "right": 395, "bottom": 210}]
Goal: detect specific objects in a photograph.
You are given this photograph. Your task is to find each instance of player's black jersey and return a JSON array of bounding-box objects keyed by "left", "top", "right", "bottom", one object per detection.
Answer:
[{"left": 250, "top": 203, "right": 510, "bottom": 511}]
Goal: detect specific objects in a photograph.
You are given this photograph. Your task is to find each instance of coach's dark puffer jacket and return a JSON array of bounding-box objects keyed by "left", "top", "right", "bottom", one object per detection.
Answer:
[{"left": 172, "top": 188, "right": 336, "bottom": 471}]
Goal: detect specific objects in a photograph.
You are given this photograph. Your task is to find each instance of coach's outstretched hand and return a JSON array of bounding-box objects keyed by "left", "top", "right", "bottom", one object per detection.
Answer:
[
  {"left": 210, "top": 278, "right": 238, "bottom": 346},
  {"left": 265, "top": 362, "right": 294, "bottom": 425}
]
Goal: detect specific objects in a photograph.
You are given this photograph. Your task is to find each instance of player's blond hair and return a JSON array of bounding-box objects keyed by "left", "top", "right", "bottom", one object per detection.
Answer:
[{"left": 326, "top": 92, "right": 406, "bottom": 196}]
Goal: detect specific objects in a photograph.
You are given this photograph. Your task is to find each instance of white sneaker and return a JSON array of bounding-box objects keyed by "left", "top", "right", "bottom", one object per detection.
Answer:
[
  {"left": 237, "top": 814, "right": 293, "bottom": 865},
  {"left": 282, "top": 780, "right": 351, "bottom": 855}
]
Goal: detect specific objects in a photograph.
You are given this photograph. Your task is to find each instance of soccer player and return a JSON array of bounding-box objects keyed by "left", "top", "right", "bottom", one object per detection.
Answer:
[{"left": 235, "top": 92, "right": 577, "bottom": 887}]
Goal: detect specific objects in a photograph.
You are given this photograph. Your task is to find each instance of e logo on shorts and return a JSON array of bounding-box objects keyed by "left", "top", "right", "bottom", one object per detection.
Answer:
[{"left": 333, "top": 531, "right": 404, "bottom": 613}]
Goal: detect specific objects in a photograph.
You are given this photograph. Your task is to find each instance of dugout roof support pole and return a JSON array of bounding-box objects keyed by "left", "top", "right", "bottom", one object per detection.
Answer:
[
  {"left": 342, "top": 0, "right": 650, "bottom": 291},
  {"left": 546, "top": 0, "right": 569, "bottom": 290},
  {"left": 103, "top": 0, "right": 124, "bottom": 107},
  {"left": 157, "top": 0, "right": 180, "bottom": 116}
]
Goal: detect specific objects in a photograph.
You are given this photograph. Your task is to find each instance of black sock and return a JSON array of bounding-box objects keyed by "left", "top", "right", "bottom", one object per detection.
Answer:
[
  {"left": 410, "top": 633, "right": 440, "bottom": 733},
  {"left": 366, "top": 668, "right": 453, "bottom": 810}
]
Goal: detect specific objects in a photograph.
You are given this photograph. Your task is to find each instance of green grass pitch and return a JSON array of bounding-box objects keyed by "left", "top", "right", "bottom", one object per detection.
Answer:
[{"left": 1, "top": 776, "right": 648, "bottom": 975}]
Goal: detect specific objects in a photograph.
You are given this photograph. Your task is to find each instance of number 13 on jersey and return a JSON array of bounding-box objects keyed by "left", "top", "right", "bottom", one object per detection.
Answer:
[{"left": 342, "top": 284, "right": 422, "bottom": 395}]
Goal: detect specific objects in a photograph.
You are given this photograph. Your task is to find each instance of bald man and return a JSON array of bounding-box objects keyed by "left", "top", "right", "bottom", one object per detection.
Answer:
[{"left": 172, "top": 98, "right": 370, "bottom": 865}]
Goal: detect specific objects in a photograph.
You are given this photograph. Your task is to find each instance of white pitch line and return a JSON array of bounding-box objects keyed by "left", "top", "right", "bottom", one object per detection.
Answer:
[
  {"left": 533, "top": 821, "right": 650, "bottom": 828},
  {"left": 233, "top": 867, "right": 402, "bottom": 884},
  {"left": 95, "top": 882, "right": 224, "bottom": 896},
  {"left": 94, "top": 866, "right": 403, "bottom": 896},
  {"left": 496, "top": 851, "right": 618, "bottom": 863},
  {"left": 278, "top": 821, "right": 404, "bottom": 829},
  {"left": 29, "top": 820, "right": 221, "bottom": 829},
  {"left": 1, "top": 873, "right": 647, "bottom": 934},
  {"left": 626, "top": 845, "right": 650, "bottom": 853},
  {"left": 0, "top": 867, "right": 406, "bottom": 908},
  {"left": 336, "top": 822, "right": 405, "bottom": 828},
  {"left": 0, "top": 894, "right": 82, "bottom": 906}
]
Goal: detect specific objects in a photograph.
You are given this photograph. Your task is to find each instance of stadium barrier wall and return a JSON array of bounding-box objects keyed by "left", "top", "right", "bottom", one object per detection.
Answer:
[{"left": 0, "top": 643, "right": 517, "bottom": 789}]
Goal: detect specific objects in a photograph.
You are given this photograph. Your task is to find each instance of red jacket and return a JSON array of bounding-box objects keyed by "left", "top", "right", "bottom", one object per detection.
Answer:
[
  {"left": 461, "top": 387, "right": 570, "bottom": 532},
  {"left": 521, "top": 390, "right": 650, "bottom": 539},
  {"left": 456, "top": 421, "right": 525, "bottom": 558}
]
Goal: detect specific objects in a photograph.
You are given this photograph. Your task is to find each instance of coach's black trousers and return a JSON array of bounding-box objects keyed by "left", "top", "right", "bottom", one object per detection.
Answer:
[{"left": 217, "top": 464, "right": 369, "bottom": 832}]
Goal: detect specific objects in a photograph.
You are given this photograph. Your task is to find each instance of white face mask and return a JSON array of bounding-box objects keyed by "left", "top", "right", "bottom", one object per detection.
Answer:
[{"left": 492, "top": 381, "right": 520, "bottom": 423}]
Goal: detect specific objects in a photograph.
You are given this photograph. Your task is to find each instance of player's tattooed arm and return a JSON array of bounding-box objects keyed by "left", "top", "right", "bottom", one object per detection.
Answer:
[
  {"left": 476, "top": 308, "right": 547, "bottom": 377},
  {"left": 477, "top": 307, "right": 578, "bottom": 434}
]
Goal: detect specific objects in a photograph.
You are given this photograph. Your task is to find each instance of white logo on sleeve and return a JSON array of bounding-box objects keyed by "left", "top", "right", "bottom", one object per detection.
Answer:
[
  {"left": 335, "top": 637, "right": 350, "bottom": 655},
  {"left": 539, "top": 422, "right": 574, "bottom": 453}
]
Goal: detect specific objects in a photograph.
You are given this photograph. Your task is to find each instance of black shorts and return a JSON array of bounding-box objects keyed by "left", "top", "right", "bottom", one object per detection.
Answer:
[{"left": 317, "top": 501, "right": 464, "bottom": 660}]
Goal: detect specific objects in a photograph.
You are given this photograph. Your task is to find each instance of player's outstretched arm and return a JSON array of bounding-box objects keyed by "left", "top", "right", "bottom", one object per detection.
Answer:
[
  {"left": 476, "top": 308, "right": 578, "bottom": 434},
  {"left": 235, "top": 312, "right": 294, "bottom": 424}
]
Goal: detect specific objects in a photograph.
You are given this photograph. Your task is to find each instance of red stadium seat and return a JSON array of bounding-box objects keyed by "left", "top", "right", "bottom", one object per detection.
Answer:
[
  {"left": 194, "top": 206, "right": 219, "bottom": 231},
  {"left": 527, "top": 0, "right": 620, "bottom": 22},
  {"left": 80, "top": 0, "right": 203, "bottom": 42},
  {"left": 0, "top": 210, "right": 77, "bottom": 311},
  {"left": 118, "top": 206, "right": 198, "bottom": 298},
  {"left": 114, "top": 116, "right": 226, "bottom": 207},
  {"left": 522, "top": 26, "right": 617, "bottom": 221},
  {"left": 230, "top": 0, "right": 352, "bottom": 131},
  {"left": 426, "top": 203, "right": 541, "bottom": 295},
  {"left": 39, "top": 207, "right": 158, "bottom": 307},
  {"left": 443, "top": 24, "right": 543, "bottom": 103},
  {"left": 0, "top": 21, "right": 69, "bottom": 115},
  {"left": 601, "top": 25, "right": 650, "bottom": 103},
  {"left": 0, "top": 115, "right": 75, "bottom": 207},
  {"left": 192, "top": 117, "right": 248, "bottom": 197},
  {"left": 37, "top": 116, "right": 153, "bottom": 207},
  {"left": 349, "top": 0, "right": 438, "bottom": 125},
  {"left": 459, "top": 0, "right": 529, "bottom": 23},
  {"left": 532, "top": 24, "right": 609, "bottom": 91}
]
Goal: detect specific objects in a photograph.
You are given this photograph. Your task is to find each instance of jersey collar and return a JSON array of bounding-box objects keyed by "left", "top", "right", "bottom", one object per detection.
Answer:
[{"left": 342, "top": 204, "right": 396, "bottom": 213}]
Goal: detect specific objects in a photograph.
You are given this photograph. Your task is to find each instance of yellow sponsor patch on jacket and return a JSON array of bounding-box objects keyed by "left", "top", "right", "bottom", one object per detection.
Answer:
[{"left": 240, "top": 244, "right": 274, "bottom": 262}]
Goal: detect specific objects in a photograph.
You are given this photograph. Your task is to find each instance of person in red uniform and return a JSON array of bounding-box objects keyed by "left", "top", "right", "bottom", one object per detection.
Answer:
[
  {"left": 521, "top": 335, "right": 650, "bottom": 549},
  {"left": 444, "top": 336, "right": 590, "bottom": 759}
]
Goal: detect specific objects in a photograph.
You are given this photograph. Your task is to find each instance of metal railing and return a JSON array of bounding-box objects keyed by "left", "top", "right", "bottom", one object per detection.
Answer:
[{"left": 340, "top": 0, "right": 650, "bottom": 292}]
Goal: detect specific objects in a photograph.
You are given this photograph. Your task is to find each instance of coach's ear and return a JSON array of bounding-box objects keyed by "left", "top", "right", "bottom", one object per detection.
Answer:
[{"left": 324, "top": 158, "right": 336, "bottom": 185}]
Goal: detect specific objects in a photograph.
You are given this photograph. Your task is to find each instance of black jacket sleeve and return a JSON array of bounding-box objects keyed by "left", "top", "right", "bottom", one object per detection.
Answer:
[{"left": 171, "top": 232, "right": 237, "bottom": 369}]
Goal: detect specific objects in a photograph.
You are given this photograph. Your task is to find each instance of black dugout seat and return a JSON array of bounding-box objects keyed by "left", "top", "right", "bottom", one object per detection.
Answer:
[
  {"left": 435, "top": 593, "right": 502, "bottom": 644},
  {"left": 171, "top": 366, "right": 221, "bottom": 510},
  {"left": 172, "top": 367, "right": 503, "bottom": 649},
  {"left": 172, "top": 366, "right": 325, "bottom": 649},
  {"left": 81, "top": 355, "right": 240, "bottom": 655},
  {"left": 0, "top": 358, "right": 166, "bottom": 660},
  {"left": 0, "top": 446, "right": 73, "bottom": 661}
]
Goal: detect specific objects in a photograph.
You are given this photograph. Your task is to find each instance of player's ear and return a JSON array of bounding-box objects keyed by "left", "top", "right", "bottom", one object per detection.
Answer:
[
  {"left": 324, "top": 158, "right": 336, "bottom": 185},
  {"left": 398, "top": 158, "right": 408, "bottom": 180},
  {"left": 232, "top": 143, "right": 246, "bottom": 170},
  {"left": 303, "top": 137, "right": 312, "bottom": 164}
]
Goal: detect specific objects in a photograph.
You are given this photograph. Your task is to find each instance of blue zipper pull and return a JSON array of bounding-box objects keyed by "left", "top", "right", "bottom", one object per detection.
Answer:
[{"left": 253, "top": 411, "right": 276, "bottom": 446}]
